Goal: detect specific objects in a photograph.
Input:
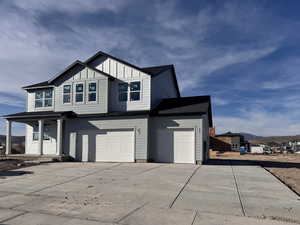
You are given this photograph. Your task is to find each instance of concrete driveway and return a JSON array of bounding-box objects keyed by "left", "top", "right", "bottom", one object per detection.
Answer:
[{"left": 0, "top": 161, "right": 299, "bottom": 225}]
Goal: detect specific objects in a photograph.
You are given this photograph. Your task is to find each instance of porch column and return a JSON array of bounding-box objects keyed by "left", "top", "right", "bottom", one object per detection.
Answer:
[
  {"left": 38, "top": 119, "right": 44, "bottom": 155},
  {"left": 5, "top": 120, "right": 11, "bottom": 155},
  {"left": 56, "top": 119, "right": 63, "bottom": 155}
]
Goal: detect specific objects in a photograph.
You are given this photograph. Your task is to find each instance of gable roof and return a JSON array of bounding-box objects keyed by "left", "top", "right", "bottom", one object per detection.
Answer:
[
  {"left": 23, "top": 60, "right": 115, "bottom": 90},
  {"left": 152, "top": 95, "right": 213, "bottom": 127},
  {"left": 84, "top": 51, "right": 181, "bottom": 97},
  {"left": 23, "top": 50, "right": 181, "bottom": 96}
]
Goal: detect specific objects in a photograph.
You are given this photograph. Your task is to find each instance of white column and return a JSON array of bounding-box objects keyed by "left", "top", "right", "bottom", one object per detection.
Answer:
[
  {"left": 56, "top": 119, "right": 63, "bottom": 155},
  {"left": 6, "top": 120, "right": 11, "bottom": 155},
  {"left": 38, "top": 119, "right": 44, "bottom": 155}
]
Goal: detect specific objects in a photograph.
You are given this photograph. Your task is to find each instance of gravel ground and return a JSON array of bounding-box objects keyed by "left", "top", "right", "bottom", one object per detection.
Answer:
[{"left": 211, "top": 151, "right": 300, "bottom": 196}]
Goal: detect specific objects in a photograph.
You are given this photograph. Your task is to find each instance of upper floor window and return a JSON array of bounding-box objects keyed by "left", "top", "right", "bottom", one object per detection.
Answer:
[
  {"left": 63, "top": 85, "right": 71, "bottom": 104},
  {"left": 88, "top": 82, "right": 97, "bottom": 102},
  {"left": 118, "top": 83, "right": 128, "bottom": 102},
  {"left": 35, "top": 89, "right": 53, "bottom": 108},
  {"left": 75, "top": 83, "right": 84, "bottom": 103},
  {"left": 130, "top": 81, "right": 140, "bottom": 101}
]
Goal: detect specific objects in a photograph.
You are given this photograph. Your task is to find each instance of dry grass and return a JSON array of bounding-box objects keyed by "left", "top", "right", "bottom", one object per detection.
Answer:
[{"left": 211, "top": 151, "right": 300, "bottom": 196}]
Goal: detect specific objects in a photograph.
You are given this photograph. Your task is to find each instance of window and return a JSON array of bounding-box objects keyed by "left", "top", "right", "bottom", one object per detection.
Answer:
[
  {"left": 88, "top": 82, "right": 97, "bottom": 102},
  {"left": 44, "top": 89, "right": 53, "bottom": 107},
  {"left": 130, "top": 81, "right": 140, "bottom": 101},
  {"left": 118, "top": 83, "right": 128, "bottom": 102},
  {"left": 75, "top": 83, "right": 84, "bottom": 103},
  {"left": 32, "top": 125, "right": 50, "bottom": 141},
  {"left": 35, "top": 91, "right": 43, "bottom": 108},
  {"left": 63, "top": 85, "right": 71, "bottom": 104},
  {"left": 35, "top": 89, "right": 53, "bottom": 108}
]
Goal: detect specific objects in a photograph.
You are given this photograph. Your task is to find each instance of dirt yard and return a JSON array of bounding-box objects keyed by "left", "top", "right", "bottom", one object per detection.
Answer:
[{"left": 211, "top": 151, "right": 300, "bottom": 196}]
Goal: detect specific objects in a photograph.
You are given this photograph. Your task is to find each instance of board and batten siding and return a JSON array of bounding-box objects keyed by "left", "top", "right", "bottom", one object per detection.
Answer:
[
  {"left": 63, "top": 116, "right": 149, "bottom": 161},
  {"left": 151, "top": 69, "right": 178, "bottom": 108},
  {"left": 149, "top": 116, "right": 205, "bottom": 164},
  {"left": 88, "top": 56, "right": 151, "bottom": 111}
]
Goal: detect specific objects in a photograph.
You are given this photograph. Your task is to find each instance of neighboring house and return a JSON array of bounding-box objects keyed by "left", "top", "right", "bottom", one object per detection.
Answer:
[
  {"left": 214, "top": 132, "right": 245, "bottom": 152},
  {"left": 2, "top": 50, "right": 212, "bottom": 164}
]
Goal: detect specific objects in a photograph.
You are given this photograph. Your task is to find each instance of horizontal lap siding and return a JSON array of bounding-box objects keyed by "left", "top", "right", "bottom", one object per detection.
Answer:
[
  {"left": 149, "top": 116, "right": 204, "bottom": 162},
  {"left": 64, "top": 117, "right": 149, "bottom": 160}
]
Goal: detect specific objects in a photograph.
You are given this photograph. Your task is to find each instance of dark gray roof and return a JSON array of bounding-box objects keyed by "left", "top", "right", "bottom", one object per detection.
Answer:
[
  {"left": 216, "top": 132, "right": 242, "bottom": 137},
  {"left": 152, "top": 96, "right": 213, "bottom": 126},
  {"left": 2, "top": 96, "right": 212, "bottom": 125},
  {"left": 22, "top": 81, "right": 52, "bottom": 89},
  {"left": 23, "top": 60, "right": 115, "bottom": 89},
  {"left": 141, "top": 65, "right": 173, "bottom": 76},
  {"left": 2, "top": 111, "right": 74, "bottom": 120}
]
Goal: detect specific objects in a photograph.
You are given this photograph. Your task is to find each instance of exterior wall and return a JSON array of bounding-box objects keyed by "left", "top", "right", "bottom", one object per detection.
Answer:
[
  {"left": 202, "top": 114, "right": 210, "bottom": 162},
  {"left": 63, "top": 116, "right": 149, "bottom": 161},
  {"left": 214, "top": 136, "right": 241, "bottom": 151},
  {"left": 25, "top": 123, "right": 57, "bottom": 155},
  {"left": 151, "top": 69, "right": 178, "bottom": 108},
  {"left": 149, "top": 116, "right": 206, "bottom": 163},
  {"left": 89, "top": 56, "right": 151, "bottom": 111},
  {"left": 27, "top": 67, "right": 109, "bottom": 114}
]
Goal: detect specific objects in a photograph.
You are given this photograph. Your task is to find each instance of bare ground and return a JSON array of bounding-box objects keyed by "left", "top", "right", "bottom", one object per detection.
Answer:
[{"left": 211, "top": 151, "right": 300, "bottom": 196}]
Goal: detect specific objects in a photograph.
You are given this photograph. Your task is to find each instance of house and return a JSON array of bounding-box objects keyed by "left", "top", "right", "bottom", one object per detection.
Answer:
[
  {"left": 214, "top": 132, "right": 246, "bottom": 152},
  {"left": 2, "top": 50, "right": 212, "bottom": 164}
]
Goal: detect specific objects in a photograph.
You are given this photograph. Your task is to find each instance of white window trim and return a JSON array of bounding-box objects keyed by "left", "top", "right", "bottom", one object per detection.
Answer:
[
  {"left": 118, "top": 80, "right": 142, "bottom": 103},
  {"left": 32, "top": 125, "right": 52, "bottom": 142},
  {"left": 129, "top": 80, "right": 142, "bottom": 102},
  {"left": 87, "top": 81, "right": 98, "bottom": 104},
  {"left": 74, "top": 82, "right": 85, "bottom": 104},
  {"left": 35, "top": 89, "right": 53, "bottom": 108},
  {"left": 62, "top": 84, "right": 72, "bottom": 105}
]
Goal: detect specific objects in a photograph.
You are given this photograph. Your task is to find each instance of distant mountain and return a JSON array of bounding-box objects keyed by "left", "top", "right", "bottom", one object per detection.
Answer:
[
  {"left": 250, "top": 135, "right": 300, "bottom": 145},
  {"left": 240, "top": 132, "right": 263, "bottom": 141}
]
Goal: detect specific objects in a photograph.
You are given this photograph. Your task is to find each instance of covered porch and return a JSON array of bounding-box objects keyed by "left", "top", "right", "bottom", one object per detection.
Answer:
[{"left": 2, "top": 111, "right": 74, "bottom": 156}]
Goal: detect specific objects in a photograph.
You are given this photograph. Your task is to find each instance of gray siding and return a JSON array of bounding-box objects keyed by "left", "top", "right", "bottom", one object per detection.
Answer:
[
  {"left": 149, "top": 116, "right": 206, "bottom": 163},
  {"left": 63, "top": 116, "right": 149, "bottom": 161},
  {"left": 27, "top": 67, "right": 109, "bottom": 114},
  {"left": 151, "top": 69, "right": 178, "bottom": 108}
]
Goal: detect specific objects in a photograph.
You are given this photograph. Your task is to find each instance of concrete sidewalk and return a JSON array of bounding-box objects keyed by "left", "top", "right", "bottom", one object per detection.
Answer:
[{"left": 0, "top": 161, "right": 299, "bottom": 225}]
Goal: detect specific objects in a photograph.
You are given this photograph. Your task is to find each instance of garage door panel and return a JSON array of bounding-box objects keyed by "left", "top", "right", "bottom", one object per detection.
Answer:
[
  {"left": 154, "top": 128, "right": 195, "bottom": 164},
  {"left": 174, "top": 129, "right": 195, "bottom": 164},
  {"left": 96, "top": 130, "right": 134, "bottom": 162}
]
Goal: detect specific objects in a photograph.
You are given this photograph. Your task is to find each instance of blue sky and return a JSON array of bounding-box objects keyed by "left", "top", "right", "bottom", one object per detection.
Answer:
[{"left": 0, "top": 0, "right": 300, "bottom": 136}]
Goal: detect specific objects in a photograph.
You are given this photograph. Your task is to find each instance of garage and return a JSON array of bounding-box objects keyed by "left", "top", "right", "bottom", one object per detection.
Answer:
[
  {"left": 77, "top": 129, "right": 135, "bottom": 162},
  {"left": 96, "top": 129, "right": 135, "bottom": 162},
  {"left": 154, "top": 128, "right": 195, "bottom": 164}
]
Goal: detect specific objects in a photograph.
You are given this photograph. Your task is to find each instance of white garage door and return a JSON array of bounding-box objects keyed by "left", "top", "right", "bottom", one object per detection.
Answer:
[
  {"left": 155, "top": 129, "right": 195, "bottom": 164},
  {"left": 173, "top": 129, "right": 195, "bottom": 164},
  {"left": 96, "top": 129, "right": 135, "bottom": 162}
]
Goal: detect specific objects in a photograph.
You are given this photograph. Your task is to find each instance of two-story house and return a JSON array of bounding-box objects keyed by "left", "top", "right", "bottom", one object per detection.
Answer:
[{"left": 2, "top": 50, "right": 212, "bottom": 164}]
